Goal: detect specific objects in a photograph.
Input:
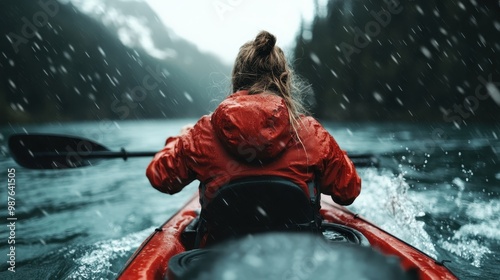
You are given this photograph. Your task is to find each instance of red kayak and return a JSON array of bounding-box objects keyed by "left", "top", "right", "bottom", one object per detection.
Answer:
[
  {"left": 5, "top": 134, "right": 456, "bottom": 279},
  {"left": 117, "top": 177, "right": 457, "bottom": 280}
]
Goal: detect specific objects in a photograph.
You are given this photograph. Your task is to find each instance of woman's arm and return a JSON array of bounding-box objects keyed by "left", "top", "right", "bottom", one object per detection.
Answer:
[
  {"left": 146, "top": 130, "right": 195, "bottom": 194},
  {"left": 318, "top": 130, "right": 362, "bottom": 205}
]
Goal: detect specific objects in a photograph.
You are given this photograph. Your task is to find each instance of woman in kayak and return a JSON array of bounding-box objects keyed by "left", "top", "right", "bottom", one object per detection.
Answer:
[{"left": 147, "top": 31, "right": 361, "bottom": 206}]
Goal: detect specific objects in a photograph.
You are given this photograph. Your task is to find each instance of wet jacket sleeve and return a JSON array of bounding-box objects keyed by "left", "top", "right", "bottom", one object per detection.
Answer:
[
  {"left": 319, "top": 132, "right": 361, "bottom": 205},
  {"left": 146, "top": 135, "right": 195, "bottom": 194}
]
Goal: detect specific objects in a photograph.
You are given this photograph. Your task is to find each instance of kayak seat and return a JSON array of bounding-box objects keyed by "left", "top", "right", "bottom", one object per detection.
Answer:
[
  {"left": 321, "top": 222, "right": 370, "bottom": 246},
  {"left": 196, "top": 176, "right": 320, "bottom": 247}
]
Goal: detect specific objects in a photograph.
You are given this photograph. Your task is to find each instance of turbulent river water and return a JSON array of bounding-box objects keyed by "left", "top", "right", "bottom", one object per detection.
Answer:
[{"left": 0, "top": 120, "right": 498, "bottom": 279}]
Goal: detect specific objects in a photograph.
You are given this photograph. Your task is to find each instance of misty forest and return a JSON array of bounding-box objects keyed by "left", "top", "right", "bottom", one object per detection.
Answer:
[{"left": 2, "top": 0, "right": 498, "bottom": 125}]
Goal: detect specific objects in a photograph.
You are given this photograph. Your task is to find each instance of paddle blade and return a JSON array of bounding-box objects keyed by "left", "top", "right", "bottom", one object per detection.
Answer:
[{"left": 8, "top": 134, "right": 110, "bottom": 169}]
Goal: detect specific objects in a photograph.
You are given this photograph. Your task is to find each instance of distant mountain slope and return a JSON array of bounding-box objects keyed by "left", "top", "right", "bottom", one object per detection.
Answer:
[{"left": 0, "top": 0, "right": 230, "bottom": 124}]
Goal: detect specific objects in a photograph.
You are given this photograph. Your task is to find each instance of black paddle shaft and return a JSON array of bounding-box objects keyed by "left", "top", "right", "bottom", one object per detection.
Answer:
[{"left": 8, "top": 133, "right": 378, "bottom": 169}]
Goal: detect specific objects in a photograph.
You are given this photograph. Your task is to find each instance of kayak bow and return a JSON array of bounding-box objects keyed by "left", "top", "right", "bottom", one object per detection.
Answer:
[{"left": 117, "top": 193, "right": 457, "bottom": 280}]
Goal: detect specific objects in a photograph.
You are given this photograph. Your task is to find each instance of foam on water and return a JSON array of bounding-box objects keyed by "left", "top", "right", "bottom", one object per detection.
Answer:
[
  {"left": 440, "top": 199, "right": 499, "bottom": 267},
  {"left": 462, "top": 199, "right": 500, "bottom": 241},
  {"left": 354, "top": 167, "right": 498, "bottom": 269},
  {"left": 440, "top": 240, "right": 492, "bottom": 268},
  {"left": 65, "top": 227, "right": 154, "bottom": 279},
  {"left": 350, "top": 168, "right": 438, "bottom": 258}
]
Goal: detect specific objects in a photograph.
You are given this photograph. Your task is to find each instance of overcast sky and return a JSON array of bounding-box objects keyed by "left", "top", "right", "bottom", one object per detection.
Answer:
[{"left": 144, "top": 0, "right": 318, "bottom": 64}]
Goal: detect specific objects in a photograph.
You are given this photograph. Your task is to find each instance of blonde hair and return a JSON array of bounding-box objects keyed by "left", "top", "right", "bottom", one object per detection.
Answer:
[{"left": 231, "top": 31, "right": 307, "bottom": 129}]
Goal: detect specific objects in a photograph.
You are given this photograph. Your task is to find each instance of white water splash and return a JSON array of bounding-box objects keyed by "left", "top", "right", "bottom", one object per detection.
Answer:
[
  {"left": 349, "top": 168, "right": 438, "bottom": 258},
  {"left": 440, "top": 199, "right": 499, "bottom": 267},
  {"left": 352, "top": 170, "right": 497, "bottom": 268},
  {"left": 66, "top": 227, "right": 154, "bottom": 279},
  {"left": 440, "top": 240, "right": 491, "bottom": 268}
]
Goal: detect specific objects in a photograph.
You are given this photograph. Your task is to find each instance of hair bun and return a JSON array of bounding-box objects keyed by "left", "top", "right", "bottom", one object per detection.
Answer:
[{"left": 253, "top": 31, "right": 276, "bottom": 56}]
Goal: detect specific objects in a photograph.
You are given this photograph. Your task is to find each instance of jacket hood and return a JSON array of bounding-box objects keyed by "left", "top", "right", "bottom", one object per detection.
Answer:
[{"left": 211, "top": 91, "right": 292, "bottom": 163}]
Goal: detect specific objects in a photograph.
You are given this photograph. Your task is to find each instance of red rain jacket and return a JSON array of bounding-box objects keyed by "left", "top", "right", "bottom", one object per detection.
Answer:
[{"left": 146, "top": 91, "right": 361, "bottom": 205}]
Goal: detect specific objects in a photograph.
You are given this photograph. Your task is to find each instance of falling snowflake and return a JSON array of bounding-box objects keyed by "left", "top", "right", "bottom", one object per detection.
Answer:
[
  {"left": 420, "top": 46, "right": 432, "bottom": 59},
  {"left": 8, "top": 79, "right": 16, "bottom": 89},
  {"left": 184, "top": 92, "right": 193, "bottom": 102},
  {"left": 373, "top": 92, "right": 383, "bottom": 103}
]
